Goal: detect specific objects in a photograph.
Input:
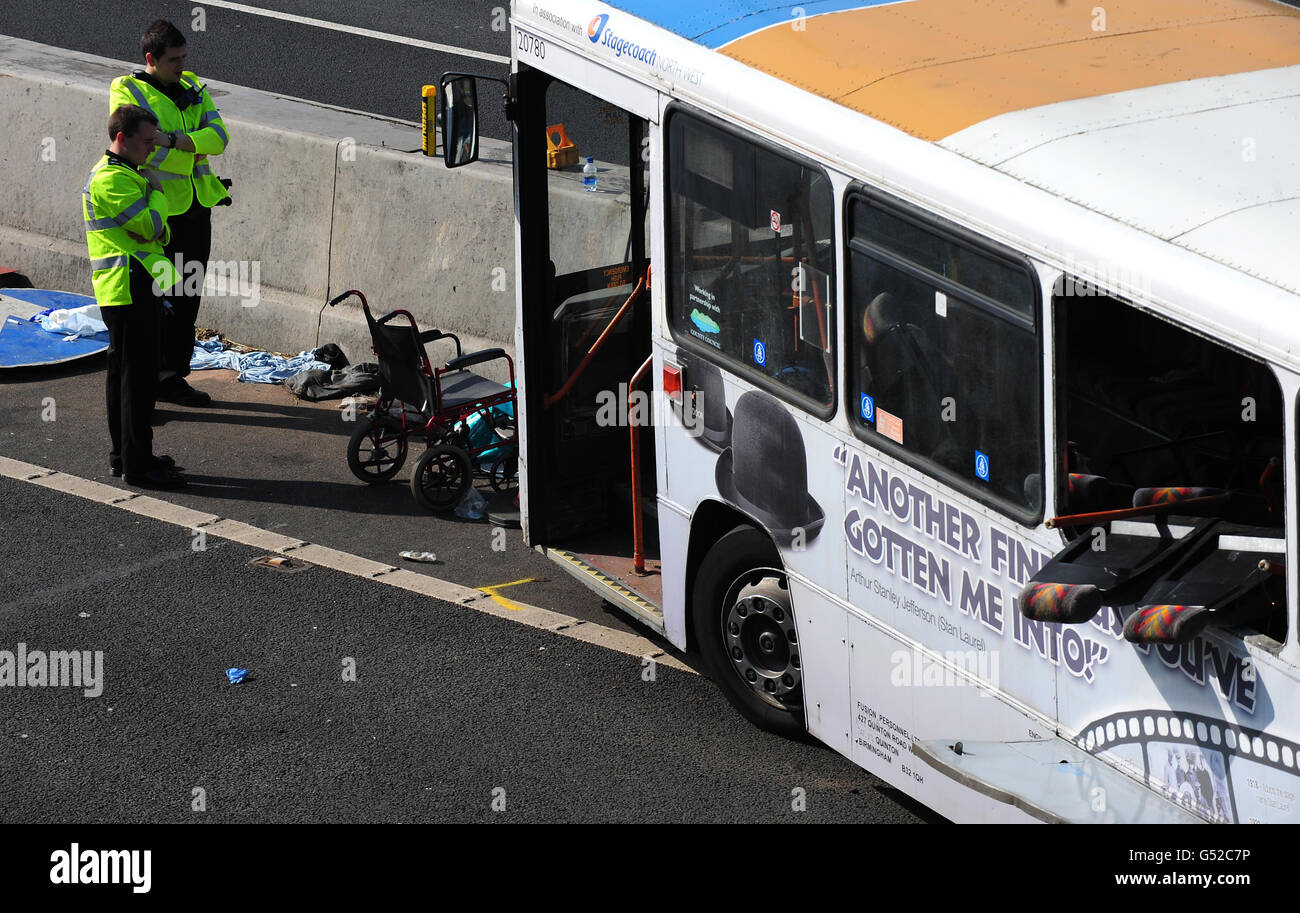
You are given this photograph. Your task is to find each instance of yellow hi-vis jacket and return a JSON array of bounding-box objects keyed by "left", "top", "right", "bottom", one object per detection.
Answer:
[
  {"left": 82, "top": 153, "right": 181, "bottom": 307},
  {"left": 108, "top": 71, "right": 231, "bottom": 215}
]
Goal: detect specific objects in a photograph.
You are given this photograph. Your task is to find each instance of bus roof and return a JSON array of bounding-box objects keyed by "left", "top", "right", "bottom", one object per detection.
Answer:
[
  {"left": 594, "top": 0, "right": 1300, "bottom": 295},
  {"left": 618, "top": 1, "right": 1300, "bottom": 138}
]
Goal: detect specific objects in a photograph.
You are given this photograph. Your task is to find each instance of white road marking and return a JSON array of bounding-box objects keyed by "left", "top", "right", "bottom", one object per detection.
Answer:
[
  {"left": 0, "top": 456, "right": 692, "bottom": 673},
  {"left": 197, "top": 0, "right": 511, "bottom": 65}
]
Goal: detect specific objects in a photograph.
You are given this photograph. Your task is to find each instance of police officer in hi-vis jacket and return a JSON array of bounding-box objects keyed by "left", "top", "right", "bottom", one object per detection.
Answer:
[
  {"left": 110, "top": 19, "right": 230, "bottom": 408},
  {"left": 83, "top": 104, "right": 187, "bottom": 489}
]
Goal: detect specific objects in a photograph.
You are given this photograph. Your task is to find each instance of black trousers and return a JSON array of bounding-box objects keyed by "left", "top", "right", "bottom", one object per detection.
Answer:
[
  {"left": 160, "top": 198, "right": 212, "bottom": 380},
  {"left": 102, "top": 261, "right": 162, "bottom": 476}
]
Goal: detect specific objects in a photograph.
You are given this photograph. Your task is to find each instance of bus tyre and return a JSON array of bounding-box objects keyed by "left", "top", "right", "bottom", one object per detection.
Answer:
[
  {"left": 347, "top": 416, "right": 408, "bottom": 484},
  {"left": 692, "top": 526, "right": 806, "bottom": 739}
]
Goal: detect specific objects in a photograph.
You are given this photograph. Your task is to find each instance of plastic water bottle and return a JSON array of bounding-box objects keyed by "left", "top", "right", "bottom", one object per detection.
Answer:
[{"left": 582, "top": 156, "right": 598, "bottom": 192}]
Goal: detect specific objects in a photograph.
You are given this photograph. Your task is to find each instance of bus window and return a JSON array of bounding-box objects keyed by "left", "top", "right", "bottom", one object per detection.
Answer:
[
  {"left": 545, "top": 82, "right": 643, "bottom": 279},
  {"left": 846, "top": 192, "right": 1042, "bottom": 519},
  {"left": 1055, "top": 286, "right": 1287, "bottom": 642},
  {"left": 666, "top": 109, "right": 835, "bottom": 413}
]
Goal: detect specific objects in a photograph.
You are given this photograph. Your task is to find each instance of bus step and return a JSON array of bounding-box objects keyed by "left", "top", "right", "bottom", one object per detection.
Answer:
[{"left": 542, "top": 546, "right": 664, "bottom": 633}]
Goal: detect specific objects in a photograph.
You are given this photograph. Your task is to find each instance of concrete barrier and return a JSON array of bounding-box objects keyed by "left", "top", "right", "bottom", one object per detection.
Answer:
[
  {"left": 0, "top": 57, "right": 107, "bottom": 292},
  {"left": 322, "top": 141, "right": 518, "bottom": 366},
  {"left": 0, "top": 34, "right": 517, "bottom": 372}
]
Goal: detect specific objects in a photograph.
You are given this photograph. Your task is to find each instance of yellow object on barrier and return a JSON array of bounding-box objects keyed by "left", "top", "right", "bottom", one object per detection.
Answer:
[{"left": 421, "top": 85, "right": 437, "bottom": 157}]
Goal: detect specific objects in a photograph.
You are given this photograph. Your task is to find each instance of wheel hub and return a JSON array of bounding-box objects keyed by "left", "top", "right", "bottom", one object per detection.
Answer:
[{"left": 723, "top": 573, "right": 800, "bottom": 700}]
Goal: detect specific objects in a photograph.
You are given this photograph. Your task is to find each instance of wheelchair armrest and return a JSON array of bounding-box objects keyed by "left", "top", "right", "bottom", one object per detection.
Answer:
[
  {"left": 419, "top": 328, "right": 462, "bottom": 357},
  {"left": 446, "top": 348, "right": 506, "bottom": 372}
]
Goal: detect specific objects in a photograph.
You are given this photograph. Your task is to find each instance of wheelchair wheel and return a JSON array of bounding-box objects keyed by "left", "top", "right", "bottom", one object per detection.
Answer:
[
  {"left": 489, "top": 453, "right": 518, "bottom": 493},
  {"left": 347, "top": 416, "right": 408, "bottom": 484},
  {"left": 411, "top": 443, "right": 472, "bottom": 511}
]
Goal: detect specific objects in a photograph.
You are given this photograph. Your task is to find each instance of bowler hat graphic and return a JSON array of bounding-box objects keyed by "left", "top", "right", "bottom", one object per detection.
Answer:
[
  {"left": 676, "top": 348, "right": 732, "bottom": 452},
  {"left": 715, "top": 390, "right": 823, "bottom": 546}
]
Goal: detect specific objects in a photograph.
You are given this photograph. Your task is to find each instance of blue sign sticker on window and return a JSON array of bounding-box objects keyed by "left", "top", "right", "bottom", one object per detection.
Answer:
[
  {"left": 752, "top": 338, "right": 767, "bottom": 366},
  {"left": 974, "top": 451, "right": 990, "bottom": 482},
  {"left": 860, "top": 394, "right": 874, "bottom": 422}
]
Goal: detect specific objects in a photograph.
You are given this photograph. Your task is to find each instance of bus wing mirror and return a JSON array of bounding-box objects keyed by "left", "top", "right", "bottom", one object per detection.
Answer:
[{"left": 440, "top": 75, "right": 480, "bottom": 168}]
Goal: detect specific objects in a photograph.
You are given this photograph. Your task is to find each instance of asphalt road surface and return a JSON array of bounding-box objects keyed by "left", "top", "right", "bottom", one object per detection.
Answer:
[{"left": 0, "top": 360, "right": 931, "bottom": 823}]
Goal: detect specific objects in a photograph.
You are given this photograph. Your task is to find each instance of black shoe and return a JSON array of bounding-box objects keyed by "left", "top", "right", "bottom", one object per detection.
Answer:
[
  {"left": 111, "top": 454, "right": 179, "bottom": 477},
  {"left": 158, "top": 378, "right": 212, "bottom": 407},
  {"left": 123, "top": 468, "right": 188, "bottom": 490}
]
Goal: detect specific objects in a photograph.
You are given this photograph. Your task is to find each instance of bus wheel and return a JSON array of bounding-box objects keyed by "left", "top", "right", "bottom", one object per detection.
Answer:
[{"left": 692, "top": 526, "right": 805, "bottom": 738}]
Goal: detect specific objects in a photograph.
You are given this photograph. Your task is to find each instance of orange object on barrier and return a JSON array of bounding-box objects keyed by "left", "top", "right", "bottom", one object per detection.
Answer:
[{"left": 546, "top": 123, "right": 578, "bottom": 168}]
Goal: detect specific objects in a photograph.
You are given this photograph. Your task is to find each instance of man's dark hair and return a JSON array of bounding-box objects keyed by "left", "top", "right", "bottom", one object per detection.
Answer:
[
  {"left": 141, "top": 19, "right": 186, "bottom": 61},
  {"left": 108, "top": 104, "right": 159, "bottom": 141}
]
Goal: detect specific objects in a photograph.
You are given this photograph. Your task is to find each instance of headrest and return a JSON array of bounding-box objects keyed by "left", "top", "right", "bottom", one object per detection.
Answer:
[
  {"left": 863, "top": 292, "right": 901, "bottom": 344},
  {"left": 1132, "top": 486, "right": 1224, "bottom": 508}
]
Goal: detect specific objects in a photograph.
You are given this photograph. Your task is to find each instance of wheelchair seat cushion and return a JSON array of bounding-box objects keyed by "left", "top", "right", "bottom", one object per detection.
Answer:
[{"left": 439, "top": 370, "right": 510, "bottom": 409}]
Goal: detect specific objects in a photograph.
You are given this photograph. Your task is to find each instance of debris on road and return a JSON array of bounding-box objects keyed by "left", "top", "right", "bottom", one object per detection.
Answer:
[
  {"left": 252, "top": 555, "right": 310, "bottom": 573},
  {"left": 285, "top": 362, "right": 381, "bottom": 401},
  {"left": 190, "top": 336, "right": 333, "bottom": 384},
  {"left": 455, "top": 486, "right": 487, "bottom": 520}
]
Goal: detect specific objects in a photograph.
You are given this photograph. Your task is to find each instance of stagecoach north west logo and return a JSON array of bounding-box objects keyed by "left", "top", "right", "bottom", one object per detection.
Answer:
[
  {"left": 586, "top": 14, "right": 658, "bottom": 64},
  {"left": 583, "top": 11, "right": 705, "bottom": 87}
]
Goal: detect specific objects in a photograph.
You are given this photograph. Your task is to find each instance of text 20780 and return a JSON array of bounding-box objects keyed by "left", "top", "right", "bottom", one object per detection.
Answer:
[{"left": 518, "top": 30, "right": 546, "bottom": 58}]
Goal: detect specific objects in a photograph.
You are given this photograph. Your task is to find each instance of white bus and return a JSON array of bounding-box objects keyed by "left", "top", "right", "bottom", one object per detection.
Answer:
[{"left": 439, "top": 0, "right": 1300, "bottom": 823}]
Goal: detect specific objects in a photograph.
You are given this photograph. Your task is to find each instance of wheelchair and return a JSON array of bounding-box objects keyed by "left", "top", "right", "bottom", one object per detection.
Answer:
[{"left": 329, "top": 289, "right": 518, "bottom": 511}]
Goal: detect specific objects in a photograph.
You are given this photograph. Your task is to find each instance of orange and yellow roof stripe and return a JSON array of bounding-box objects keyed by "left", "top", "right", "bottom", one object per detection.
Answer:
[{"left": 609, "top": 0, "right": 1300, "bottom": 141}]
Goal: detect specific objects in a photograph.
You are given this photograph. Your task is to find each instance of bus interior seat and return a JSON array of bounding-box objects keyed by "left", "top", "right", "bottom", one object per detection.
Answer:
[
  {"left": 861, "top": 291, "right": 954, "bottom": 460},
  {"left": 1122, "top": 551, "right": 1281, "bottom": 644},
  {"left": 1019, "top": 517, "right": 1224, "bottom": 626},
  {"left": 1024, "top": 479, "right": 1285, "bottom": 641},
  {"left": 1063, "top": 297, "right": 1283, "bottom": 506}
]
